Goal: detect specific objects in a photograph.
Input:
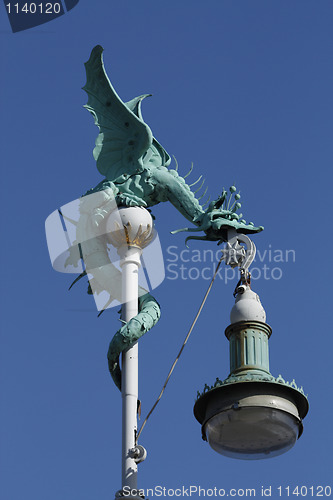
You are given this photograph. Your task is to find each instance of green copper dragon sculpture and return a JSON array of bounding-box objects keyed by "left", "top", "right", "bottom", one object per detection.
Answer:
[{"left": 68, "top": 45, "right": 263, "bottom": 390}]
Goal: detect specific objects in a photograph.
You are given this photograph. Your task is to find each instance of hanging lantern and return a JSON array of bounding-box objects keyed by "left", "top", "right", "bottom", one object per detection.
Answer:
[{"left": 194, "top": 284, "right": 308, "bottom": 460}]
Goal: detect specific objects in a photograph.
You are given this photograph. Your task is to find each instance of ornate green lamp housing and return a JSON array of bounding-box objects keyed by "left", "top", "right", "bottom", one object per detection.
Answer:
[{"left": 194, "top": 279, "right": 308, "bottom": 460}]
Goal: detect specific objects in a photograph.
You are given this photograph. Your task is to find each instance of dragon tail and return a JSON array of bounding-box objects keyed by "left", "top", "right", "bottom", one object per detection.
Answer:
[{"left": 107, "top": 292, "right": 161, "bottom": 390}]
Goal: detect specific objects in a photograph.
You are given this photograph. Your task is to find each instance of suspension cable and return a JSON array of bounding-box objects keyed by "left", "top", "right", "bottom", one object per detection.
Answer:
[{"left": 136, "top": 252, "right": 225, "bottom": 444}]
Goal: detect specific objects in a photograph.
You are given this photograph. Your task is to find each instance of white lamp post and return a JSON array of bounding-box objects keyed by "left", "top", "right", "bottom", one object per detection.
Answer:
[{"left": 106, "top": 206, "right": 153, "bottom": 499}]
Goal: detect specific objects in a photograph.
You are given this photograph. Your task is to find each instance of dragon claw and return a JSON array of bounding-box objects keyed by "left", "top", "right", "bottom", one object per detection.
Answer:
[{"left": 116, "top": 193, "right": 147, "bottom": 207}]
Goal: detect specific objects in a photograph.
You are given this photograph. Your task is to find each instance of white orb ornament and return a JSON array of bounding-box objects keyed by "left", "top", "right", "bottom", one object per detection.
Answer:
[
  {"left": 230, "top": 286, "right": 266, "bottom": 324},
  {"left": 106, "top": 206, "right": 154, "bottom": 249}
]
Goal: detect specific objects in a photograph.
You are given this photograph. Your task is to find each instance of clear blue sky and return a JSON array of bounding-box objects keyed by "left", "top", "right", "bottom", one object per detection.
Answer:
[{"left": 0, "top": 1, "right": 332, "bottom": 499}]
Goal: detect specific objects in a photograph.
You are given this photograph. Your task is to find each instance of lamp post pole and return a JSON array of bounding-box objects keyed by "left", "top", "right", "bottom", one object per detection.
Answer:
[
  {"left": 106, "top": 206, "right": 153, "bottom": 500},
  {"left": 120, "top": 245, "right": 141, "bottom": 493}
]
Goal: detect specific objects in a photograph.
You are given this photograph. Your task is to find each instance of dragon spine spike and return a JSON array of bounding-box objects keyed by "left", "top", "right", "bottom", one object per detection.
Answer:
[
  {"left": 197, "top": 186, "right": 208, "bottom": 201},
  {"left": 201, "top": 195, "right": 211, "bottom": 208},
  {"left": 193, "top": 179, "right": 205, "bottom": 195},
  {"left": 189, "top": 175, "right": 203, "bottom": 188},
  {"left": 172, "top": 155, "right": 179, "bottom": 171},
  {"left": 183, "top": 162, "right": 194, "bottom": 178}
]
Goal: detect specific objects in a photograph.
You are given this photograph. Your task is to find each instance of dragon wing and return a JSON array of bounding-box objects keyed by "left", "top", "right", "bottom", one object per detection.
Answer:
[
  {"left": 126, "top": 95, "right": 171, "bottom": 168},
  {"left": 83, "top": 45, "right": 170, "bottom": 180}
]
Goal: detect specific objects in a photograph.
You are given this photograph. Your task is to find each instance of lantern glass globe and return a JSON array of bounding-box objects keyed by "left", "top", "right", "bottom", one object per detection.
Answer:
[{"left": 204, "top": 406, "right": 300, "bottom": 460}]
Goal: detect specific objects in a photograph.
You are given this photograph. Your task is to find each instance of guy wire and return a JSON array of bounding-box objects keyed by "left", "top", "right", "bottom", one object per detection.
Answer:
[{"left": 135, "top": 251, "right": 225, "bottom": 444}]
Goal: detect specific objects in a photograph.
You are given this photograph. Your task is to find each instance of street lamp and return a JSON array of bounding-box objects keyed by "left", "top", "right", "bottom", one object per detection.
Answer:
[
  {"left": 194, "top": 245, "right": 309, "bottom": 460},
  {"left": 45, "top": 45, "right": 309, "bottom": 499}
]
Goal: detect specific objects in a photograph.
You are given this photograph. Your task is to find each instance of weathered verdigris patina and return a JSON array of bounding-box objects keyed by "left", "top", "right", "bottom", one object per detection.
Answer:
[
  {"left": 71, "top": 45, "right": 263, "bottom": 389},
  {"left": 83, "top": 46, "right": 262, "bottom": 240}
]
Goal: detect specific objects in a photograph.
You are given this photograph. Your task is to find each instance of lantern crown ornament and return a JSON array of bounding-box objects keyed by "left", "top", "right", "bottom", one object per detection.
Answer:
[{"left": 106, "top": 206, "right": 154, "bottom": 249}]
